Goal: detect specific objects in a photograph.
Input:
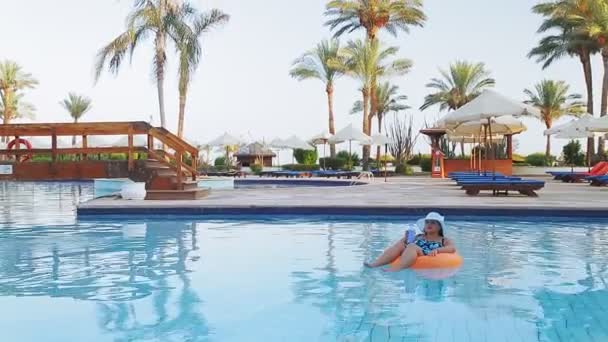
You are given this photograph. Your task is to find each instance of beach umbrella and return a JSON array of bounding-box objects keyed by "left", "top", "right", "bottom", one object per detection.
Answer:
[
  {"left": 269, "top": 137, "right": 287, "bottom": 148},
  {"left": 553, "top": 126, "right": 597, "bottom": 171},
  {"left": 441, "top": 90, "right": 539, "bottom": 174},
  {"left": 207, "top": 132, "right": 241, "bottom": 147},
  {"left": 442, "top": 90, "right": 540, "bottom": 125},
  {"left": 371, "top": 134, "right": 393, "bottom": 182},
  {"left": 310, "top": 130, "right": 333, "bottom": 169},
  {"left": 283, "top": 135, "right": 314, "bottom": 150},
  {"left": 449, "top": 115, "right": 527, "bottom": 136},
  {"left": 585, "top": 115, "right": 608, "bottom": 132},
  {"left": 329, "top": 124, "right": 372, "bottom": 150},
  {"left": 268, "top": 138, "right": 287, "bottom": 166},
  {"left": 544, "top": 114, "right": 595, "bottom": 136},
  {"left": 207, "top": 133, "right": 241, "bottom": 167},
  {"left": 282, "top": 135, "right": 313, "bottom": 164},
  {"left": 329, "top": 124, "right": 372, "bottom": 169}
]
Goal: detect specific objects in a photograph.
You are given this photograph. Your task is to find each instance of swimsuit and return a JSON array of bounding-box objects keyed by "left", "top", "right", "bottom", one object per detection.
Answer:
[{"left": 412, "top": 237, "right": 444, "bottom": 255}]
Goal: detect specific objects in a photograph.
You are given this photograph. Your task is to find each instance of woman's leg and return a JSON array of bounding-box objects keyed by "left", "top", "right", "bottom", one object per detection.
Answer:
[
  {"left": 365, "top": 238, "right": 406, "bottom": 268},
  {"left": 387, "top": 244, "right": 423, "bottom": 272}
]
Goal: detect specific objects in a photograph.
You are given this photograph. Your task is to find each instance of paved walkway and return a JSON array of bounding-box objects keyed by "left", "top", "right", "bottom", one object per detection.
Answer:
[{"left": 78, "top": 176, "right": 608, "bottom": 217}]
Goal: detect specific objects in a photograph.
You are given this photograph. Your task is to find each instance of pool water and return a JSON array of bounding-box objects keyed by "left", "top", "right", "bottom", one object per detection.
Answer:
[{"left": 1, "top": 182, "right": 608, "bottom": 341}]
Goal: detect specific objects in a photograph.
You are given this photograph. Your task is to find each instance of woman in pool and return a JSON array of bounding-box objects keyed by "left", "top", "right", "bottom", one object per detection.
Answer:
[{"left": 365, "top": 212, "right": 456, "bottom": 272}]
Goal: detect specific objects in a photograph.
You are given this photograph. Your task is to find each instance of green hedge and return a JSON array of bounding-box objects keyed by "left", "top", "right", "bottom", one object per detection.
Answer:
[
  {"left": 282, "top": 164, "right": 320, "bottom": 171},
  {"left": 249, "top": 164, "right": 263, "bottom": 175},
  {"left": 395, "top": 164, "right": 414, "bottom": 175},
  {"left": 214, "top": 156, "right": 227, "bottom": 166},
  {"left": 293, "top": 149, "right": 318, "bottom": 165},
  {"left": 420, "top": 156, "right": 432, "bottom": 172},
  {"left": 525, "top": 153, "right": 552, "bottom": 167},
  {"left": 318, "top": 157, "right": 346, "bottom": 170}
]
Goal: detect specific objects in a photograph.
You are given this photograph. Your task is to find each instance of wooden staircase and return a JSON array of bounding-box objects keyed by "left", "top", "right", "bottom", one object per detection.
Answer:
[
  {"left": 0, "top": 121, "right": 207, "bottom": 200},
  {"left": 130, "top": 126, "right": 207, "bottom": 200},
  {"left": 137, "top": 159, "right": 208, "bottom": 200}
]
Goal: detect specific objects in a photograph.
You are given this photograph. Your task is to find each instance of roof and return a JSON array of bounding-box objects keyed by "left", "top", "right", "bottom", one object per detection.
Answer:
[{"left": 234, "top": 143, "right": 276, "bottom": 157}]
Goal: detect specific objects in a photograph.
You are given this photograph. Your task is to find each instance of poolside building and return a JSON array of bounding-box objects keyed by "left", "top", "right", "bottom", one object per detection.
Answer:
[{"left": 235, "top": 142, "right": 276, "bottom": 167}]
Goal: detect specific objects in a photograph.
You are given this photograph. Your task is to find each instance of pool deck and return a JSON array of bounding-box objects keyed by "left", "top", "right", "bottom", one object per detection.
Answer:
[{"left": 77, "top": 176, "right": 608, "bottom": 217}]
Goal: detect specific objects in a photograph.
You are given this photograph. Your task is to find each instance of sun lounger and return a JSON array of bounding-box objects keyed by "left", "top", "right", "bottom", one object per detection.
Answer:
[
  {"left": 548, "top": 162, "right": 608, "bottom": 182},
  {"left": 270, "top": 171, "right": 313, "bottom": 178},
  {"left": 455, "top": 177, "right": 522, "bottom": 186},
  {"left": 314, "top": 170, "right": 358, "bottom": 179},
  {"left": 459, "top": 179, "right": 545, "bottom": 197},
  {"left": 449, "top": 172, "right": 504, "bottom": 180},
  {"left": 589, "top": 175, "right": 608, "bottom": 186}
]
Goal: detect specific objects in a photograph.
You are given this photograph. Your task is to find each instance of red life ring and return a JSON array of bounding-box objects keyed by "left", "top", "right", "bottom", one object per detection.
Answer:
[{"left": 7, "top": 138, "right": 33, "bottom": 162}]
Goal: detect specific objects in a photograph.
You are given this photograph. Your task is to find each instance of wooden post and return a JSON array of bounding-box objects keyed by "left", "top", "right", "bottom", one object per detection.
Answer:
[
  {"left": 128, "top": 130, "right": 134, "bottom": 172},
  {"left": 192, "top": 153, "right": 198, "bottom": 180},
  {"left": 147, "top": 134, "right": 153, "bottom": 154},
  {"left": 82, "top": 135, "right": 88, "bottom": 161},
  {"left": 51, "top": 133, "right": 57, "bottom": 163},
  {"left": 506, "top": 134, "right": 513, "bottom": 160},
  {"left": 176, "top": 151, "right": 183, "bottom": 189},
  {"left": 14, "top": 135, "right": 20, "bottom": 162}
]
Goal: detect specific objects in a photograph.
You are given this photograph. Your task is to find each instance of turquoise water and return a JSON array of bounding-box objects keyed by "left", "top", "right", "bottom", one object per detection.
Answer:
[{"left": 1, "top": 182, "right": 608, "bottom": 341}]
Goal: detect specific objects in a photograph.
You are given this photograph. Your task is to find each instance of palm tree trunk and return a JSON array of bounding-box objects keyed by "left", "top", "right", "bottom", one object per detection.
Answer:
[
  {"left": 326, "top": 83, "right": 336, "bottom": 158},
  {"left": 580, "top": 50, "right": 595, "bottom": 163},
  {"left": 155, "top": 32, "right": 167, "bottom": 129},
  {"left": 362, "top": 88, "right": 370, "bottom": 170},
  {"left": 72, "top": 118, "right": 78, "bottom": 146},
  {"left": 376, "top": 115, "right": 382, "bottom": 163},
  {"left": 546, "top": 135, "right": 551, "bottom": 160},
  {"left": 599, "top": 48, "right": 608, "bottom": 154},
  {"left": 178, "top": 91, "right": 187, "bottom": 138}
]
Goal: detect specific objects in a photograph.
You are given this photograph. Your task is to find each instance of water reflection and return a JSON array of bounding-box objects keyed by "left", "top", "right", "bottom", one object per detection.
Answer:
[
  {"left": 0, "top": 220, "right": 210, "bottom": 341},
  {"left": 288, "top": 219, "right": 608, "bottom": 341}
]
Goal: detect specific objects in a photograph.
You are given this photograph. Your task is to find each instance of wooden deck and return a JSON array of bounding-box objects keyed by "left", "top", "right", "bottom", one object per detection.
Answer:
[{"left": 0, "top": 122, "right": 206, "bottom": 200}]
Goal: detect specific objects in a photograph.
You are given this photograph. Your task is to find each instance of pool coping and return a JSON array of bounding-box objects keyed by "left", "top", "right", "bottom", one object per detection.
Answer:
[{"left": 76, "top": 204, "right": 608, "bottom": 218}]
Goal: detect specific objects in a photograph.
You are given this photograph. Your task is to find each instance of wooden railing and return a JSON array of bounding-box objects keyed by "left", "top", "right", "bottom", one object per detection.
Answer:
[{"left": 0, "top": 122, "right": 199, "bottom": 185}]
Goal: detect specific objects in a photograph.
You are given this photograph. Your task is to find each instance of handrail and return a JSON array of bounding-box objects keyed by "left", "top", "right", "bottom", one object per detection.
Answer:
[
  {"left": 148, "top": 126, "right": 198, "bottom": 155},
  {"left": 0, "top": 121, "right": 200, "bottom": 186}
]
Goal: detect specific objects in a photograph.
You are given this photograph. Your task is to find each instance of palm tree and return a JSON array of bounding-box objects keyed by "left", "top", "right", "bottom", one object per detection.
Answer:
[
  {"left": 568, "top": 0, "right": 608, "bottom": 153},
  {"left": 325, "top": 0, "right": 426, "bottom": 161},
  {"left": 524, "top": 80, "right": 586, "bottom": 158},
  {"left": 0, "top": 61, "right": 38, "bottom": 143},
  {"left": 325, "top": 0, "right": 427, "bottom": 40},
  {"left": 95, "top": 0, "right": 195, "bottom": 130},
  {"left": 290, "top": 39, "right": 344, "bottom": 157},
  {"left": 60, "top": 93, "right": 93, "bottom": 146},
  {"left": 530, "top": 0, "right": 598, "bottom": 157},
  {"left": 420, "top": 61, "right": 495, "bottom": 112},
  {"left": 0, "top": 61, "right": 38, "bottom": 126},
  {"left": 176, "top": 10, "right": 229, "bottom": 139},
  {"left": 333, "top": 39, "right": 411, "bottom": 167},
  {"left": 352, "top": 82, "right": 409, "bottom": 159}
]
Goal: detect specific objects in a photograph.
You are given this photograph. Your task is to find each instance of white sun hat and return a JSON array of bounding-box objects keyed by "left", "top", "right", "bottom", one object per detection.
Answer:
[{"left": 416, "top": 212, "right": 446, "bottom": 232}]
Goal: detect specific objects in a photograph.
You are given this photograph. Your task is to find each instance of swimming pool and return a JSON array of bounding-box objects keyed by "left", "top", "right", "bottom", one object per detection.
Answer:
[{"left": 1, "top": 181, "right": 608, "bottom": 341}]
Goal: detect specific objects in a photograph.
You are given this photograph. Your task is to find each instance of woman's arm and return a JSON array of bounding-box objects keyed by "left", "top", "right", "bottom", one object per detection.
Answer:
[{"left": 437, "top": 238, "right": 456, "bottom": 254}]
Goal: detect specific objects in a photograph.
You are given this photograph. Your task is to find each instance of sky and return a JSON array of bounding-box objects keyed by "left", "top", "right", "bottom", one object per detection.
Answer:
[{"left": 1, "top": 0, "right": 604, "bottom": 159}]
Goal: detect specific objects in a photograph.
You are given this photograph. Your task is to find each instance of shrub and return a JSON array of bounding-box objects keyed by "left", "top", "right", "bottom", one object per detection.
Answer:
[
  {"left": 250, "top": 163, "right": 263, "bottom": 175},
  {"left": 525, "top": 153, "right": 552, "bottom": 167},
  {"left": 407, "top": 153, "right": 422, "bottom": 166},
  {"left": 282, "top": 164, "right": 320, "bottom": 171},
  {"left": 420, "top": 156, "right": 432, "bottom": 172},
  {"left": 214, "top": 156, "right": 227, "bottom": 166},
  {"left": 293, "top": 149, "right": 318, "bottom": 165},
  {"left": 562, "top": 140, "right": 586, "bottom": 166},
  {"left": 336, "top": 151, "right": 360, "bottom": 165},
  {"left": 318, "top": 157, "right": 346, "bottom": 170},
  {"left": 512, "top": 153, "right": 526, "bottom": 163},
  {"left": 395, "top": 164, "right": 413, "bottom": 175}
]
